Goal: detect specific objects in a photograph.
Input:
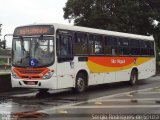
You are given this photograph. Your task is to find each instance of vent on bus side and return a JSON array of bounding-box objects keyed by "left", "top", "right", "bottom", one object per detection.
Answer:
[{"left": 78, "top": 57, "right": 88, "bottom": 62}]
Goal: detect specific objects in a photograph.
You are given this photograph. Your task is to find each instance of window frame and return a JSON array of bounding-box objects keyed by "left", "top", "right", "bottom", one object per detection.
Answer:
[
  {"left": 88, "top": 34, "right": 104, "bottom": 55},
  {"left": 56, "top": 29, "right": 155, "bottom": 58},
  {"left": 56, "top": 29, "right": 74, "bottom": 63},
  {"left": 74, "top": 32, "right": 89, "bottom": 56}
]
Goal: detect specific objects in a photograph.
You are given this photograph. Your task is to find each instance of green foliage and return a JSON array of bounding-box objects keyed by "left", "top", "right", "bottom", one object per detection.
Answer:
[
  {"left": 0, "top": 58, "right": 7, "bottom": 65},
  {"left": 0, "top": 61, "right": 7, "bottom": 65},
  {"left": 63, "top": 0, "right": 160, "bottom": 48}
]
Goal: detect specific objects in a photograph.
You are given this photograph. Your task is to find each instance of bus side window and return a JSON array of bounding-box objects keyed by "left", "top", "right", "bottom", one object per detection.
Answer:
[
  {"left": 61, "top": 36, "right": 72, "bottom": 56},
  {"left": 57, "top": 33, "right": 73, "bottom": 62},
  {"left": 140, "top": 40, "right": 149, "bottom": 56},
  {"left": 110, "top": 37, "right": 117, "bottom": 55},
  {"left": 117, "top": 38, "right": 129, "bottom": 55},
  {"left": 74, "top": 32, "right": 88, "bottom": 55},
  {"left": 130, "top": 39, "right": 140, "bottom": 55},
  {"left": 116, "top": 38, "right": 123, "bottom": 55},
  {"left": 89, "top": 34, "right": 103, "bottom": 55},
  {"left": 95, "top": 35, "right": 103, "bottom": 54},
  {"left": 89, "top": 34, "right": 95, "bottom": 54},
  {"left": 104, "top": 36, "right": 112, "bottom": 55}
]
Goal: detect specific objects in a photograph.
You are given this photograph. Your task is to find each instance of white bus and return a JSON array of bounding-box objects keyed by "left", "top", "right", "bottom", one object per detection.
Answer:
[{"left": 11, "top": 23, "right": 156, "bottom": 93}]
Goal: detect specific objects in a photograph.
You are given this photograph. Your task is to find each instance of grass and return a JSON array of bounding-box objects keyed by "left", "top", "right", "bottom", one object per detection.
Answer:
[{"left": 0, "top": 61, "right": 7, "bottom": 65}]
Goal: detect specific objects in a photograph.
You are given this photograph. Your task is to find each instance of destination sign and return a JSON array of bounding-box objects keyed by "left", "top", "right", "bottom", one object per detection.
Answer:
[{"left": 13, "top": 25, "right": 54, "bottom": 36}]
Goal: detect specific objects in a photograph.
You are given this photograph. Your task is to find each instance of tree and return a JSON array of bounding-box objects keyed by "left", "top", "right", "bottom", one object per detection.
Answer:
[{"left": 63, "top": 0, "right": 160, "bottom": 47}]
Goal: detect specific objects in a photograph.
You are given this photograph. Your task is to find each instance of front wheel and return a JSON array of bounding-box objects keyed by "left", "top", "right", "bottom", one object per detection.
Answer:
[
  {"left": 74, "top": 73, "right": 87, "bottom": 93},
  {"left": 129, "top": 70, "right": 138, "bottom": 85}
]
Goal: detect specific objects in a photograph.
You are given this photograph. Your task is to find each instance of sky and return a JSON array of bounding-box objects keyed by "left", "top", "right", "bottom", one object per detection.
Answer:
[{"left": 0, "top": 0, "right": 71, "bottom": 48}]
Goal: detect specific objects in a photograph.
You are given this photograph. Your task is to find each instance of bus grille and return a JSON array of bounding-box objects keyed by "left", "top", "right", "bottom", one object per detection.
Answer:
[
  {"left": 18, "top": 70, "right": 44, "bottom": 74},
  {"left": 13, "top": 68, "right": 49, "bottom": 80}
]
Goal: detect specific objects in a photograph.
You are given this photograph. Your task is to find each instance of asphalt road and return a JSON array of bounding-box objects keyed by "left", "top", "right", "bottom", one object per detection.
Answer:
[{"left": 1, "top": 75, "right": 160, "bottom": 120}]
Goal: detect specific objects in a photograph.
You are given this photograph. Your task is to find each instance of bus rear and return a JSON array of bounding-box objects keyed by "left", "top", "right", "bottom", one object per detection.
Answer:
[{"left": 11, "top": 25, "right": 57, "bottom": 90}]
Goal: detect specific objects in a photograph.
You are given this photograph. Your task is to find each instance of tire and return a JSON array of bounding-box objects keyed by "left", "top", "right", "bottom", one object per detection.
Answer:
[
  {"left": 129, "top": 69, "right": 138, "bottom": 85},
  {"left": 74, "top": 73, "right": 87, "bottom": 93}
]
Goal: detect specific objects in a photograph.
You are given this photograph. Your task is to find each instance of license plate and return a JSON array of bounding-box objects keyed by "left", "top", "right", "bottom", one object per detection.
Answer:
[{"left": 27, "top": 81, "right": 36, "bottom": 85}]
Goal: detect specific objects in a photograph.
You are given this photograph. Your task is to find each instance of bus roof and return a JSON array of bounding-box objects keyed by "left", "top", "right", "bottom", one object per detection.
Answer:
[{"left": 15, "top": 23, "right": 154, "bottom": 41}]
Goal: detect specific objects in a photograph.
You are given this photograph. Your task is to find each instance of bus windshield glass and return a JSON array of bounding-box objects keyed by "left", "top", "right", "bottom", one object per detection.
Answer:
[{"left": 12, "top": 36, "right": 54, "bottom": 67}]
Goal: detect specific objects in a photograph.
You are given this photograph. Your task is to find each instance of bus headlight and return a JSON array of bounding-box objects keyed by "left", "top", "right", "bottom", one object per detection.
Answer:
[
  {"left": 43, "top": 70, "right": 54, "bottom": 79},
  {"left": 11, "top": 71, "right": 19, "bottom": 79}
]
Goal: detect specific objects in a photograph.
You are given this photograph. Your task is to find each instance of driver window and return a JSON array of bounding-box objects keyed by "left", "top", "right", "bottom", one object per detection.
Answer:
[
  {"left": 57, "top": 33, "right": 73, "bottom": 62},
  {"left": 14, "top": 40, "right": 22, "bottom": 62},
  {"left": 59, "top": 35, "right": 72, "bottom": 57}
]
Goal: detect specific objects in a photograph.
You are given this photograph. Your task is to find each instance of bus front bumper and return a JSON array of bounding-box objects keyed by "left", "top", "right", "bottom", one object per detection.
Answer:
[{"left": 11, "top": 77, "right": 57, "bottom": 89}]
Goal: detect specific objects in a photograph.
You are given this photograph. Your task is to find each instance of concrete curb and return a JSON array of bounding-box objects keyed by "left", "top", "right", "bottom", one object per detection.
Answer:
[
  {"left": 0, "top": 74, "right": 12, "bottom": 92},
  {"left": 0, "top": 74, "right": 29, "bottom": 93}
]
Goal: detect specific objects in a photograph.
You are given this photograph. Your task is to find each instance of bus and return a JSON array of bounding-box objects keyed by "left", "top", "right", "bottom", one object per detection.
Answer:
[{"left": 11, "top": 23, "right": 156, "bottom": 93}]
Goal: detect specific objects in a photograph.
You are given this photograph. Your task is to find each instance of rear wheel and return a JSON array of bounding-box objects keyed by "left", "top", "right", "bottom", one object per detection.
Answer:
[
  {"left": 129, "top": 69, "right": 138, "bottom": 85},
  {"left": 74, "top": 73, "right": 87, "bottom": 93}
]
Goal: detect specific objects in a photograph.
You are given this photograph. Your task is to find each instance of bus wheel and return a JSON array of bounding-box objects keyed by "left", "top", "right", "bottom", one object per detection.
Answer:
[
  {"left": 129, "top": 69, "right": 138, "bottom": 85},
  {"left": 74, "top": 73, "right": 87, "bottom": 93}
]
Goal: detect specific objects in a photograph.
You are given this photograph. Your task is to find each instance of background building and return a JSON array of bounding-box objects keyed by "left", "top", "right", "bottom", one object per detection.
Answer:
[{"left": 0, "top": 24, "right": 11, "bottom": 66}]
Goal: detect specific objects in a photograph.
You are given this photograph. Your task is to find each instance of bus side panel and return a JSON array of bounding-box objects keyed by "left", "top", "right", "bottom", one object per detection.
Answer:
[
  {"left": 138, "top": 58, "right": 156, "bottom": 80},
  {"left": 86, "top": 56, "right": 156, "bottom": 85},
  {"left": 73, "top": 57, "right": 95, "bottom": 85},
  {"left": 116, "top": 69, "right": 130, "bottom": 82},
  {"left": 104, "top": 72, "right": 116, "bottom": 83},
  {"left": 56, "top": 60, "right": 75, "bottom": 89},
  {"left": 93, "top": 73, "right": 104, "bottom": 84}
]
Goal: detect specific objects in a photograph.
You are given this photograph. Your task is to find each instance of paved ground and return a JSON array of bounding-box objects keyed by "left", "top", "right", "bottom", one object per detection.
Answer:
[
  {"left": 0, "top": 75, "right": 160, "bottom": 120},
  {"left": 46, "top": 87, "right": 160, "bottom": 120}
]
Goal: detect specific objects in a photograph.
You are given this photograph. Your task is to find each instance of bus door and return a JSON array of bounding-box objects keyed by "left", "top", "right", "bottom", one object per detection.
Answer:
[{"left": 56, "top": 31, "right": 75, "bottom": 89}]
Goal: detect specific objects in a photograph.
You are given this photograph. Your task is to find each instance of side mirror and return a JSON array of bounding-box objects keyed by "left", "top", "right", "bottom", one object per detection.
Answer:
[
  {"left": 3, "top": 34, "right": 13, "bottom": 49},
  {"left": 0, "top": 40, "right": 6, "bottom": 49}
]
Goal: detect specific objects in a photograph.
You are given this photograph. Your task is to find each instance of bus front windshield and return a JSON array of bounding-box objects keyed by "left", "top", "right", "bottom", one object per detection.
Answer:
[{"left": 12, "top": 36, "right": 54, "bottom": 67}]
